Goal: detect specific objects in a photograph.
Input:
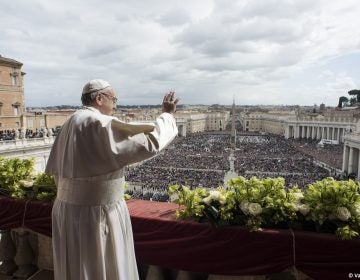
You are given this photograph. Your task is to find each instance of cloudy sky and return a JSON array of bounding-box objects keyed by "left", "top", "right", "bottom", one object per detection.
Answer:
[{"left": 1, "top": 0, "right": 359, "bottom": 107}]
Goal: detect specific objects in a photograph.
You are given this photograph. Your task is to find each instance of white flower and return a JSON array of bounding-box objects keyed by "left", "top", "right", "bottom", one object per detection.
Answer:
[
  {"left": 291, "top": 203, "right": 299, "bottom": 211},
  {"left": 248, "top": 203, "right": 262, "bottom": 216},
  {"left": 204, "top": 191, "right": 226, "bottom": 206},
  {"left": 298, "top": 204, "right": 310, "bottom": 216},
  {"left": 203, "top": 196, "right": 212, "bottom": 205},
  {"left": 19, "top": 180, "right": 33, "bottom": 188},
  {"left": 292, "top": 192, "right": 304, "bottom": 201},
  {"left": 354, "top": 205, "right": 360, "bottom": 217},
  {"left": 169, "top": 192, "right": 179, "bottom": 202},
  {"left": 336, "top": 207, "right": 351, "bottom": 221},
  {"left": 240, "top": 200, "right": 250, "bottom": 214},
  {"left": 219, "top": 196, "right": 226, "bottom": 205},
  {"left": 209, "top": 190, "right": 221, "bottom": 200}
]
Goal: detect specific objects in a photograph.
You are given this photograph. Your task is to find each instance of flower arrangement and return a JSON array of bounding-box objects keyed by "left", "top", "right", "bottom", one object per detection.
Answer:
[
  {"left": 303, "top": 177, "right": 360, "bottom": 239},
  {"left": 168, "top": 185, "right": 236, "bottom": 227},
  {"left": 0, "top": 157, "right": 56, "bottom": 201},
  {"left": 1, "top": 157, "right": 360, "bottom": 239},
  {"left": 168, "top": 176, "right": 360, "bottom": 240},
  {"left": 0, "top": 157, "right": 131, "bottom": 201}
]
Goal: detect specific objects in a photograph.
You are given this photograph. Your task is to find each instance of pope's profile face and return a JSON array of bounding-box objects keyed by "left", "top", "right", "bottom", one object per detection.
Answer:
[{"left": 98, "top": 88, "right": 118, "bottom": 116}]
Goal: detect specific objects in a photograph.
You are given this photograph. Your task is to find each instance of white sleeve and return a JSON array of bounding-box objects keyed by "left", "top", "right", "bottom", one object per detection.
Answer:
[
  {"left": 108, "top": 112, "right": 178, "bottom": 166},
  {"left": 46, "top": 111, "right": 178, "bottom": 178},
  {"left": 150, "top": 113, "right": 178, "bottom": 151}
]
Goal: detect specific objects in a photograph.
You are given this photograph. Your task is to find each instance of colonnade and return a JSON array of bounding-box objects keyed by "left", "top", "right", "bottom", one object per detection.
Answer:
[
  {"left": 342, "top": 135, "right": 360, "bottom": 178},
  {"left": 285, "top": 124, "right": 349, "bottom": 143}
]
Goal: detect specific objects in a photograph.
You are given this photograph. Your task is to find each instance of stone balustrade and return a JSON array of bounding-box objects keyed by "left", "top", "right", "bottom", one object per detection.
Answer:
[
  {"left": 0, "top": 137, "right": 55, "bottom": 151},
  {"left": 0, "top": 228, "right": 312, "bottom": 280},
  {"left": 0, "top": 137, "right": 55, "bottom": 172},
  {"left": 0, "top": 229, "right": 40, "bottom": 279}
]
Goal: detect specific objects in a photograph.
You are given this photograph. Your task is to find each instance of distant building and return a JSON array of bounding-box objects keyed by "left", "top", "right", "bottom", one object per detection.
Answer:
[
  {"left": 175, "top": 110, "right": 229, "bottom": 134},
  {"left": 0, "top": 55, "right": 26, "bottom": 129},
  {"left": 240, "top": 110, "right": 293, "bottom": 134},
  {"left": 319, "top": 103, "right": 325, "bottom": 113},
  {"left": 240, "top": 107, "right": 360, "bottom": 143},
  {"left": 342, "top": 119, "right": 360, "bottom": 179}
]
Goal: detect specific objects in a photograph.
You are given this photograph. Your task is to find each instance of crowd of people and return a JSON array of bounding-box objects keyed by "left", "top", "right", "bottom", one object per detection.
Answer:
[
  {"left": 0, "top": 127, "right": 61, "bottom": 141},
  {"left": 141, "top": 134, "right": 230, "bottom": 170},
  {"left": 233, "top": 135, "right": 330, "bottom": 187},
  {"left": 125, "top": 132, "right": 341, "bottom": 201},
  {"left": 288, "top": 138, "right": 343, "bottom": 169}
]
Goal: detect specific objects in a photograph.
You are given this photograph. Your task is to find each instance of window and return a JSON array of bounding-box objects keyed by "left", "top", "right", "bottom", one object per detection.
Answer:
[
  {"left": 27, "top": 119, "right": 34, "bottom": 128},
  {"left": 10, "top": 68, "right": 18, "bottom": 86},
  {"left": 12, "top": 102, "right": 21, "bottom": 116},
  {"left": 11, "top": 75, "right": 17, "bottom": 86}
]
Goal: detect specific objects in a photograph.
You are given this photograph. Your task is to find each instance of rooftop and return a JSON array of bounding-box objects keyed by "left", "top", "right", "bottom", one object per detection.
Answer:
[{"left": 0, "top": 55, "right": 23, "bottom": 67}]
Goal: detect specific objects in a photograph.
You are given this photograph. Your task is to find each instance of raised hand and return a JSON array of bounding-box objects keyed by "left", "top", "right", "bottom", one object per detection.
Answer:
[{"left": 162, "top": 91, "right": 180, "bottom": 114}]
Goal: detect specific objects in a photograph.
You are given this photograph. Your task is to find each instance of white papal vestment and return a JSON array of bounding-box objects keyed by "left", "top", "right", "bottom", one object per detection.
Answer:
[{"left": 46, "top": 107, "right": 178, "bottom": 280}]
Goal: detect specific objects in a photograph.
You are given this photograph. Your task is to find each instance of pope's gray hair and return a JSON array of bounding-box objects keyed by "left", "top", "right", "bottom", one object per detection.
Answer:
[
  {"left": 81, "top": 88, "right": 110, "bottom": 105},
  {"left": 81, "top": 91, "right": 99, "bottom": 105}
]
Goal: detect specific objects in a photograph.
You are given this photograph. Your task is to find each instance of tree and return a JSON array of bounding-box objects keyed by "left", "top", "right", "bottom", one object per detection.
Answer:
[
  {"left": 338, "top": 96, "right": 349, "bottom": 108},
  {"left": 350, "top": 97, "right": 357, "bottom": 106},
  {"left": 348, "top": 89, "right": 360, "bottom": 102}
]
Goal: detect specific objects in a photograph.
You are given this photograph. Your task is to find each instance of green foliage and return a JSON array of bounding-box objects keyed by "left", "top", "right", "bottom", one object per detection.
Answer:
[
  {"left": 348, "top": 89, "right": 360, "bottom": 102},
  {"left": 0, "top": 157, "right": 35, "bottom": 197},
  {"left": 336, "top": 225, "right": 359, "bottom": 240},
  {"left": 0, "top": 157, "right": 57, "bottom": 201},
  {"left": 2, "top": 157, "right": 360, "bottom": 240},
  {"left": 168, "top": 185, "right": 207, "bottom": 220},
  {"left": 168, "top": 176, "right": 360, "bottom": 240},
  {"left": 32, "top": 173, "right": 57, "bottom": 201},
  {"left": 350, "top": 97, "right": 357, "bottom": 106},
  {"left": 34, "top": 173, "right": 55, "bottom": 186},
  {"left": 0, "top": 157, "right": 132, "bottom": 202},
  {"left": 303, "top": 177, "right": 360, "bottom": 239},
  {"left": 338, "top": 96, "right": 349, "bottom": 108},
  {"left": 228, "top": 176, "right": 299, "bottom": 230}
]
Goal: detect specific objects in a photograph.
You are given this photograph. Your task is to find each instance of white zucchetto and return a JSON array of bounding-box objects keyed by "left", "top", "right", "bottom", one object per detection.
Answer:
[{"left": 82, "top": 79, "right": 111, "bottom": 95}]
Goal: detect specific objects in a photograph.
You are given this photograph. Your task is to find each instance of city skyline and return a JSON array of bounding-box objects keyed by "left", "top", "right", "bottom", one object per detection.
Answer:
[{"left": 1, "top": 0, "right": 359, "bottom": 107}]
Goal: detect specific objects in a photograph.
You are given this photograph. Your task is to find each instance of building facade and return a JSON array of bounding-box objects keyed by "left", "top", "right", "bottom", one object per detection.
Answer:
[
  {"left": 0, "top": 55, "right": 26, "bottom": 129},
  {"left": 240, "top": 110, "right": 292, "bottom": 134},
  {"left": 240, "top": 108, "right": 358, "bottom": 143},
  {"left": 176, "top": 110, "right": 229, "bottom": 134},
  {"left": 342, "top": 133, "right": 360, "bottom": 179}
]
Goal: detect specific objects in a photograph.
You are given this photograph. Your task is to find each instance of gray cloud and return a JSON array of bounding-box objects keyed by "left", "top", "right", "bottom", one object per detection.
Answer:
[
  {"left": 156, "top": 7, "right": 192, "bottom": 27},
  {"left": 238, "top": 0, "right": 317, "bottom": 19},
  {"left": 0, "top": 0, "right": 359, "bottom": 107},
  {"left": 78, "top": 44, "right": 122, "bottom": 60}
]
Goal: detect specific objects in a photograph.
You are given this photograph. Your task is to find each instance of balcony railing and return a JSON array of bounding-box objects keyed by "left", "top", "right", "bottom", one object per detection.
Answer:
[
  {"left": 0, "top": 137, "right": 55, "bottom": 151},
  {"left": 0, "top": 196, "right": 359, "bottom": 280}
]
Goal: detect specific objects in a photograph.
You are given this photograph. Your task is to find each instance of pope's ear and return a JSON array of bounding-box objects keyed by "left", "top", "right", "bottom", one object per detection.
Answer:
[{"left": 95, "top": 94, "right": 102, "bottom": 103}]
